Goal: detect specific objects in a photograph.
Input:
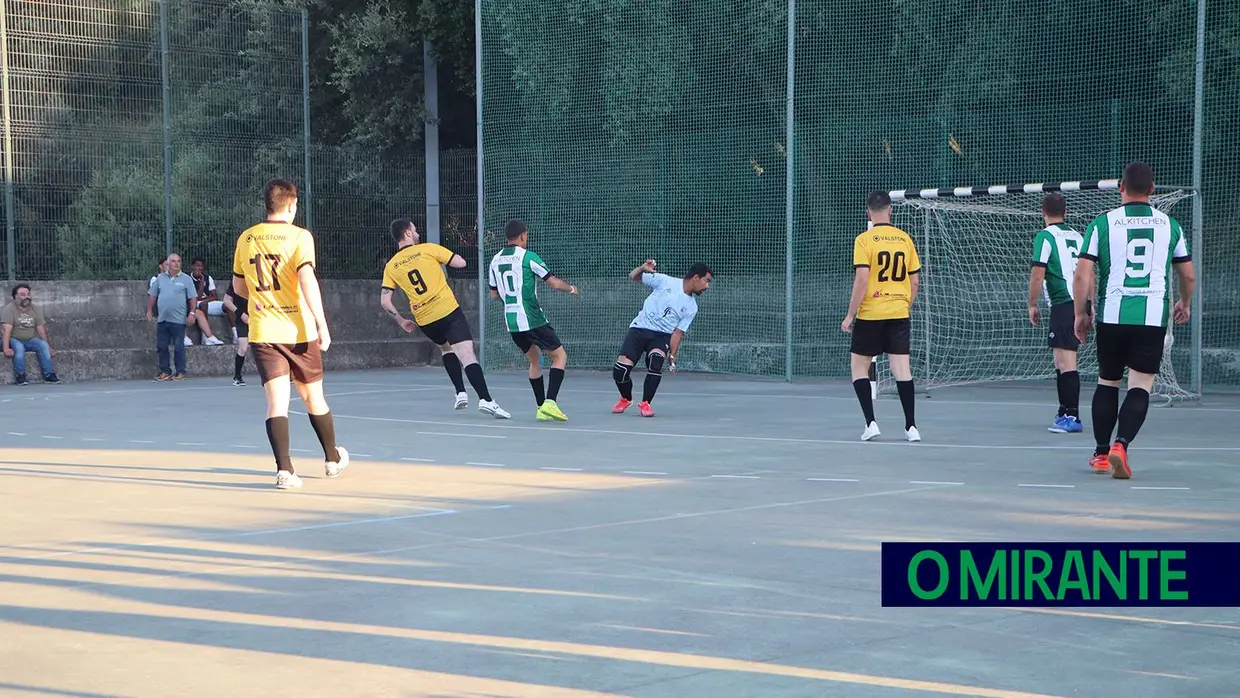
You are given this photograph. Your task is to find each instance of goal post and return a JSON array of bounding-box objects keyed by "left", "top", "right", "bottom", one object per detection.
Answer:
[{"left": 869, "top": 179, "right": 1199, "bottom": 404}]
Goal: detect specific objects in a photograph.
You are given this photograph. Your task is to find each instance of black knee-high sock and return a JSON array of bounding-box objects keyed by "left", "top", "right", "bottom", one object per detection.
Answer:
[
  {"left": 896, "top": 380, "right": 916, "bottom": 430},
  {"left": 547, "top": 367, "right": 565, "bottom": 401},
  {"left": 265, "top": 416, "right": 294, "bottom": 472},
  {"left": 852, "top": 378, "right": 876, "bottom": 425},
  {"left": 442, "top": 352, "right": 467, "bottom": 394},
  {"left": 529, "top": 374, "right": 545, "bottom": 406},
  {"left": 234, "top": 353, "right": 245, "bottom": 379},
  {"left": 1091, "top": 384, "right": 1121, "bottom": 455},
  {"left": 642, "top": 354, "right": 665, "bottom": 403},
  {"left": 1116, "top": 388, "right": 1151, "bottom": 446},
  {"left": 463, "top": 362, "right": 492, "bottom": 401},
  {"left": 613, "top": 361, "right": 633, "bottom": 400},
  {"left": 1055, "top": 369, "right": 1063, "bottom": 416},
  {"left": 307, "top": 412, "right": 341, "bottom": 463},
  {"left": 1057, "top": 370, "right": 1080, "bottom": 418}
]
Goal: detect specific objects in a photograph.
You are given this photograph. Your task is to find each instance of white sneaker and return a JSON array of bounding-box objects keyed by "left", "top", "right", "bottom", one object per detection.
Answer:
[
  {"left": 454, "top": 392, "right": 469, "bottom": 410},
  {"left": 275, "top": 471, "right": 303, "bottom": 490},
  {"left": 478, "top": 400, "right": 511, "bottom": 419},
  {"left": 861, "top": 421, "right": 881, "bottom": 441},
  {"left": 203, "top": 336, "right": 225, "bottom": 346},
  {"left": 905, "top": 426, "right": 922, "bottom": 442},
  {"left": 183, "top": 336, "right": 193, "bottom": 346},
  {"left": 325, "top": 446, "right": 350, "bottom": 478}
]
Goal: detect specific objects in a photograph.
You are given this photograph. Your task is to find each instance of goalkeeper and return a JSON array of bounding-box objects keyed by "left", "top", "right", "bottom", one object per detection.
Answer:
[{"left": 1027, "top": 192, "right": 1087, "bottom": 434}]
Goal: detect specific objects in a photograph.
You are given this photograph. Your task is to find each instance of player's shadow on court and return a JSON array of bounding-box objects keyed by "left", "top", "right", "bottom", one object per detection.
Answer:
[{"left": 0, "top": 462, "right": 273, "bottom": 491}]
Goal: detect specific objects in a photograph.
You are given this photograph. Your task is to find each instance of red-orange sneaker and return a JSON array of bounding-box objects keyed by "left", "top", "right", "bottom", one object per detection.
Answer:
[
  {"left": 612, "top": 398, "right": 632, "bottom": 414},
  {"left": 639, "top": 401, "right": 655, "bottom": 418},
  {"left": 1108, "top": 442, "right": 1131, "bottom": 480},
  {"left": 1089, "top": 453, "right": 1110, "bottom": 474}
]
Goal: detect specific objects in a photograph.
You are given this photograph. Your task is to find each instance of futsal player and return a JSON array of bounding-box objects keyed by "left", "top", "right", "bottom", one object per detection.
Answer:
[
  {"left": 222, "top": 286, "right": 250, "bottom": 386},
  {"left": 1073, "top": 162, "right": 1195, "bottom": 479},
  {"left": 232, "top": 178, "right": 348, "bottom": 490},
  {"left": 841, "top": 190, "right": 921, "bottom": 442},
  {"left": 1027, "top": 192, "right": 1086, "bottom": 433},
  {"left": 380, "top": 219, "right": 511, "bottom": 419},
  {"left": 487, "top": 219, "right": 579, "bottom": 421},
  {"left": 612, "top": 259, "right": 712, "bottom": 417}
]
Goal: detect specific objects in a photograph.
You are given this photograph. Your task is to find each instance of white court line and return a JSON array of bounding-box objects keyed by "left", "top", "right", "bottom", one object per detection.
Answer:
[
  {"left": 541, "top": 466, "right": 583, "bottom": 472},
  {"left": 302, "top": 411, "right": 1240, "bottom": 452},
  {"left": 1017, "top": 483, "right": 1075, "bottom": 489},
  {"left": 352, "top": 453, "right": 374, "bottom": 458},
  {"left": 290, "top": 448, "right": 314, "bottom": 453},
  {"left": 41, "top": 436, "right": 62, "bottom": 440},
  {"left": 1131, "top": 486, "right": 1192, "bottom": 491},
  {"left": 320, "top": 387, "right": 444, "bottom": 398},
  {"left": 129, "top": 440, "right": 153, "bottom": 444},
  {"left": 81, "top": 438, "right": 106, "bottom": 442},
  {"left": 910, "top": 480, "right": 964, "bottom": 486},
  {"left": 711, "top": 474, "right": 759, "bottom": 479},
  {"left": 623, "top": 470, "right": 667, "bottom": 476},
  {"left": 808, "top": 477, "right": 859, "bottom": 482},
  {"left": 176, "top": 442, "right": 206, "bottom": 446},
  {"left": 7, "top": 432, "right": 25, "bottom": 436},
  {"left": 230, "top": 444, "right": 257, "bottom": 449},
  {"left": 399, "top": 457, "right": 435, "bottom": 462},
  {"left": 468, "top": 462, "right": 506, "bottom": 468}
]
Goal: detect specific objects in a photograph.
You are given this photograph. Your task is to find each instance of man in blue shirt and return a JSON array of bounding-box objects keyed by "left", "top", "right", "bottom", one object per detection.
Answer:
[
  {"left": 612, "top": 259, "right": 712, "bottom": 417},
  {"left": 145, "top": 253, "right": 197, "bottom": 381}
]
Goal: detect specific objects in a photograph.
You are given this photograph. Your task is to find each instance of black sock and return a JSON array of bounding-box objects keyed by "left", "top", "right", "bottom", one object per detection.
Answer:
[
  {"left": 307, "top": 412, "right": 341, "bottom": 463},
  {"left": 1091, "top": 384, "right": 1121, "bottom": 455},
  {"left": 642, "top": 353, "right": 665, "bottom": 403},
  {"left": 234, "top": 353, "right": 245, "bottom": 380},
  {"left": 547, "top": 367, "right": 565, "bottom": 401},
  {"left": 1057, "top": 370, "right": 1080, "bottom": 419},
  {"left": 852, "top": 378, "right": 876, "bottom": 425},
  {"left": 1055, "top": 370, "right": 1064, "bottom": 416},
  {"left": 464, "top": 362, "right": 492, "bottom": 401},
  {"left": 1116, "top": 388, "right": 1151, "bottom": 446},
  {"left": 265, "top": 416, "right": 294, "bottom": 472},
  {"left": 613, "top": 361, "right": 633, "bottom": 401},
  {"left": 442, "top": 352, "right": 467, "bottom": 394},
  {"left": 529, "top": 375, "right": 545, "bottom": 406},
  {"left": 896, "top": 380, "right": 916, "bottom": 430}
]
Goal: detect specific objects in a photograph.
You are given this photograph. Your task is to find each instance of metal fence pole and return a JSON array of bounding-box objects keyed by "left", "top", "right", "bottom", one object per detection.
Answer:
[
  {"left": 0, "top": 0, "right": 15, "bottom": 280},
  {"left": 159, "top": 0, "right": 173, "bottom": 255},
  {"left": 424, "top": 39, "right": 440, "bottom": 244},
  {"left": 301, "top": 8, "right": 313, "bottom": 231},
  {"left": 782, "top": 0, "right": 796, "bottom": 382},
  {"left": 1190, "top": 0, "right": 1205, "bottom": 397},
  {"left": 474, "top": 0, "right": 486, "bottom": 368}
]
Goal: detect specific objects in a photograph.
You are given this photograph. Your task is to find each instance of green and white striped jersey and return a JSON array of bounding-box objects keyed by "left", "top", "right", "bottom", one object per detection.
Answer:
[
  {"left": 487, "top": 245, "right": 553, "bottom": 332},
  {"left": 1080, "top": 202, "right": 1191, "bottom": 327},
  {"left": 1031, "top": 223, "right": 1083, "bottom": 306}
]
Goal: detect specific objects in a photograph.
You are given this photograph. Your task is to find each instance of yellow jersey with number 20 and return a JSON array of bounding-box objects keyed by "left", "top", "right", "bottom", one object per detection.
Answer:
[
  {"left": 853, "top": 223, "right": 921, "bottom": 321},
  {"left": 232, "top": 221, "right": 317, "bottom": 345},
  {"left": 381, "top": 243, "right": 459, "bottom": 326}
]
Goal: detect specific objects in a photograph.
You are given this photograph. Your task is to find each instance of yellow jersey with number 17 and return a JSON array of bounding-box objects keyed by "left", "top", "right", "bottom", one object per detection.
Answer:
[
  {"left": 232, "top": 221, "right": 317, "bottom": 344},
  {"left": 853, "top": 223, "right": 921, "bottom": 321},
  {"left": 381, "top": 243, "right": 460, "bottom": 326}
]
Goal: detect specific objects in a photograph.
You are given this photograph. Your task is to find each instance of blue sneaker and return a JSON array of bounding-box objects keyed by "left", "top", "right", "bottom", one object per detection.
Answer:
[{"left": 1048, "top": 415, "right": 1082, "bottom": 433}]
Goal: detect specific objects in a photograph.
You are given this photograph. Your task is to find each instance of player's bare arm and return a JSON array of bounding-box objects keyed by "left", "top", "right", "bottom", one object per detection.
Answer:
[
  {"left": 908, "top": 269, "right": 920, "bottom": 305},
  {"left": 1072, "top": 257, "right": 1096, "bottom": 343},
  {"left": 668, "top": 328, "right": 686, "bottom": 372},
  {"left": 448, "top": 254, "right": 468, "bottom": 269},
  {"left": 544, "top": 275, "right": 579, "bottom": 295},
  {"left": 489, "top": 288, "right": 501, "bottom": 301},
  {"left": 841, "top": 266, "right": 869, "bottom": 333},
  {"left": 1028, "top": 265, "right": 1046, "bottom": 325},
  {"left": 629, "top": 259, "right": 656, "bottom": 281},
  {"left": 145, "top": 294, "right": 156, "bottom": 321},
  {"left": 1173, "top": 260, "right": 1196, "bottom": 324},
  {"left": 298, "top": 264, "right": 331, "bottom": 352},
  {"left": 379, "top": 288, "right": 415, "bottom": 333},
  {"left": 231, "top": 275, "right": 249, "bottom": 300}
]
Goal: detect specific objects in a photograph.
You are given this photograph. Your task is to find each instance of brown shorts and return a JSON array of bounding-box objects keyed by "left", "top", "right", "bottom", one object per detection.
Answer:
[{"left": 252, "top": 341, "right": 324, "bottom": 386}]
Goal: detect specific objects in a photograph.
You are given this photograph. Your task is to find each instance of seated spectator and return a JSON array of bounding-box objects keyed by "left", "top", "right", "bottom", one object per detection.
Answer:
[
  {"left": 2, "top": 284, "right": 60, "bottom": 385},
  {"left": 187, "top": 257, "right": 225, "bottom": 346}
]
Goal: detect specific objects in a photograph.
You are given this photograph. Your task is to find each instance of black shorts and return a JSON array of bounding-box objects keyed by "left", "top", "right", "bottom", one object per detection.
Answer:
[
  {"left": 511, "top": 324, "right": 562, "bottom": 353},
  {"left": 850, "top": 317, "right": 911, "bottom": 357},
  {"left": 1048, "top": 302, "right": 1079, "bottom": 351},
  {"left": 619, "top": 327, "right": 671, "bottom": 364},
  {"left": 252, "top": 341, "right": 323, "bottom": 386},
  {"left": 418, "top": 307, "right": 473, "bottom": 346},
  {"left": 1096, "top": 322, "right": 1166, "bottom": 380}
]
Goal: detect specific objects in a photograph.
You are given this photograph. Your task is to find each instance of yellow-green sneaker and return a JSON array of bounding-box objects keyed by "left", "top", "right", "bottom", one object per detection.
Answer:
[{"left": 537, "top": 399, "right": 568, "bottom": 422}]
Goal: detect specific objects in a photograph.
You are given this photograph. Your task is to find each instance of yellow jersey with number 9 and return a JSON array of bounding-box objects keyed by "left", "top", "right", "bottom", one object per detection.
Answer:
[
  {"left": 381, "top": 243, "right": 459, "bottom": 325},
  {"left": 853, "top": 223, "right": 921, "bottom": 321},
  {"left": 232, "top": 221, "right": 317, "bottom": 344}
]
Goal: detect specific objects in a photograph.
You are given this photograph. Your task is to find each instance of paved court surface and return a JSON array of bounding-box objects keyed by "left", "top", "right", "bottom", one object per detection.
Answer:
[{"left": 1, "top": 368, "right": 1239, "bottom": 698}]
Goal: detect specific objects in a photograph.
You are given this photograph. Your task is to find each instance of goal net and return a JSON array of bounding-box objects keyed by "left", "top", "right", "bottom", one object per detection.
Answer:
[{"left": 870, "top": 180, "right": 1197, "bottom": 403}]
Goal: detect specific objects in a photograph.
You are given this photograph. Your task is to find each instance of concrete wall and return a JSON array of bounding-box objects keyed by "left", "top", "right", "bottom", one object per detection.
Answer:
[{"left": 0, "top": 279, "right": 477, "bottom": 384}]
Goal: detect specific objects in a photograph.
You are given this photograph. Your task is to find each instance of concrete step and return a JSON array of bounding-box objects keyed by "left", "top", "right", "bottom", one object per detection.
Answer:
[{"left": 0, "top": 338, "right": 437, "bottom": 385}]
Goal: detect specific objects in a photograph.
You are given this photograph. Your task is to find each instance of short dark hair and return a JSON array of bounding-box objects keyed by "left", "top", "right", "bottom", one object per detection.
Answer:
[
  {"left": 1041, "top": 192, "right": 1067, "bottom": 217},
  {"left": 1122, "top": 161, "right": 1155, "bottom": 195},
  {"left": 684, "top": 262, "right": 712, "bottom": 280},
  {"left": 10, "top": 283, "right": 29, "bottom": 298},
  {"left": 191, "top": 257, "right": 205, "bottom": 266},
  {"left": 389, "top": 219, "right": 414, "bottom": 242},
  {"left": 264, "top": 178, "right": 298, "bottom": 215},
  {"left": 867, "top": 190, "right": 892, "bottom": 211},
  {"left": 504, "top": 219, "right": 528, "bottom": 241}
]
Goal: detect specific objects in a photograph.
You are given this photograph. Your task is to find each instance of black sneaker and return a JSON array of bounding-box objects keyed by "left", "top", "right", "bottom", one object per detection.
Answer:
[
  {"left": 232, "top": 376, "right": 246, "bottom": 386},
  {"left": 43, "top": 373, "right": 60, "bottom": 384},
  {"left": 14, "top": 373, "right": 28, "bottom": 386}
]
